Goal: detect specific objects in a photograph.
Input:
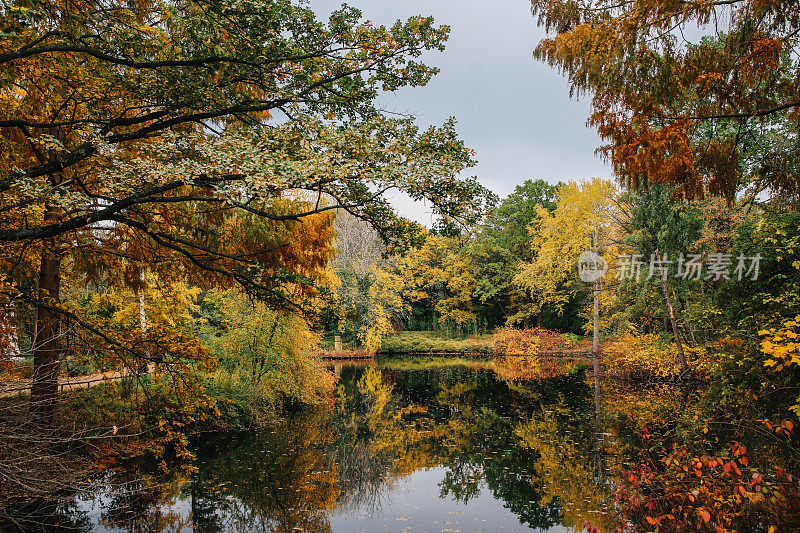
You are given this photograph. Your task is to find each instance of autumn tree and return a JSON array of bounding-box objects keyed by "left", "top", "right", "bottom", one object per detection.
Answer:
[
  {"left": 0, "top": 0, "right": 491, "bottom": 420},
  {"left": 514, "top": 178, "right": 619, "bottom": 353},
  {"left": 324, "top": 211, "right": 387, "bottom": 344},
  {"left": 394, "top": 233, "right": 478, "bottom": 335},
  {"left": 613, "top": 186, "right": 707, "bottom": 370},
  {"left": 530, "top": 0, "right": 800, "bottom": 203}
]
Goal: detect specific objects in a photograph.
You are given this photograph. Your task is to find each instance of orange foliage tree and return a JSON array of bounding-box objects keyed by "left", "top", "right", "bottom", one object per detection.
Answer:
[{"left": 529, "top": 0, "right": 800, "bottom": 203}]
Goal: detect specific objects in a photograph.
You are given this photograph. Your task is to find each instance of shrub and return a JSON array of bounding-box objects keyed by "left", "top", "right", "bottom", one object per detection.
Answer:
[
  {"left": 492, "top": 327, "right": 585, "bottom": 355},
  {"left": 602, "top": 333, "right": 683, "bottom": 379}
]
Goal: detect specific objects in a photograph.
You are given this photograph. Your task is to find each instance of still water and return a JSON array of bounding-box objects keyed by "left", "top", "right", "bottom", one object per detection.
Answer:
[{"left": 13, "top": 360, "right": 651, "bottom": 532}]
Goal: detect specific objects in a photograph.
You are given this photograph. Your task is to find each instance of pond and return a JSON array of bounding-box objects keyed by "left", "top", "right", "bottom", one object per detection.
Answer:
[{"left": 2, "top": 359, "right": 760, "bottom": 532}]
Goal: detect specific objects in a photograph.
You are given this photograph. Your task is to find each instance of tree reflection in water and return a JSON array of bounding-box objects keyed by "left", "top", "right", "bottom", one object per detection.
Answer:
[{"left": 4, "top": 360, "right": 742, "bottom": 533}]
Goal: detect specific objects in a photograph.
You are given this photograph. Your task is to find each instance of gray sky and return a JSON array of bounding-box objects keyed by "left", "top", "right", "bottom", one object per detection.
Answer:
[{"left": 312, "top": 0, "right": 612, "bottom": 225}]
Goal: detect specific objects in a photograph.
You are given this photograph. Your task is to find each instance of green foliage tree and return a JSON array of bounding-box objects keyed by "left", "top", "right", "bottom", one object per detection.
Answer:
[
  {"left": 468, "top": 179, "right": 559, "bottom": 328},
  {"left": 0, "top": 0, "right": 491, "bottom": 417},
  {"left": 721, "top": 210, "right": 800, "bottom": 332},
  {"left": 613, "top": 186, "right": 705, "bottom": 369},
  {"left": 202, "top": 289, "right": 331, "bottom": 405}
]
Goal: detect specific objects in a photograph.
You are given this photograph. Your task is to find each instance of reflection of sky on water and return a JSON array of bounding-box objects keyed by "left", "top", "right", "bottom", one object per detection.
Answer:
[
  {"left": 330, "top": 466, "right": 569, "bottom": 533},
  {"left": 71, "top": 482, "right": 194, "bottom": 532},
  {"left": 70, "top": 467, "right": 568, "bottom": 533}
]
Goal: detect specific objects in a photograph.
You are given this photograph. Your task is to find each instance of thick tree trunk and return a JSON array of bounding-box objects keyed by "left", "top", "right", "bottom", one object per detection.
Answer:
[
  {"left": 31, "top": 247, "right": 62, "bottom": 424},
  {"left": 655, "top": 249, "right": 689, "bottom": 373}
]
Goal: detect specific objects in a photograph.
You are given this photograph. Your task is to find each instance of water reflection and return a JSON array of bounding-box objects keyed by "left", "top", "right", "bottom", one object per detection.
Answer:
[{"left": 4, "top": 360, "right": 641, "bottom": 532}]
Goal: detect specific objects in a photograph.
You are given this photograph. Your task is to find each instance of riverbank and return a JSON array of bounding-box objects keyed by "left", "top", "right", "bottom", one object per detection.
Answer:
[
  {"left": 373, "top": 328, "right": 726, "bottom": 384},
  {"left": 0, "top": 358, "right": 337, "bottom": 514},
  {"left": 377, "top": 330, "right": 496, "bottom": 355}
]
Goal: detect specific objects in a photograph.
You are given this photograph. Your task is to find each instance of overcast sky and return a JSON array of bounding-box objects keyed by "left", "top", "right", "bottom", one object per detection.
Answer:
[{"left": 312, "top": 0, "right": 613, "bottom": 225}]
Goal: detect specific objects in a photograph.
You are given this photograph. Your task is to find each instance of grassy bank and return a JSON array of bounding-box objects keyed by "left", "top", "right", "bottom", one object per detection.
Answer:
[{"left": 377, "top": 330, "right": 496, "bottom": 355}]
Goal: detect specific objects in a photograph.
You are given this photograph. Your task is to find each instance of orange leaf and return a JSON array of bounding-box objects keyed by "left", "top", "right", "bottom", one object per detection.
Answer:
[{"left": 701, "top": 510, "right": 710, "bottom": 523}]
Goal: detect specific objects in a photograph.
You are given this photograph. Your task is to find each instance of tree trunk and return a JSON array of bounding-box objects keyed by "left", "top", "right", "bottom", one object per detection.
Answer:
[
  {"left": 592, "top": 279, "right": 601, "bottom": 377},
  {"left": 655, "top": 249, "right": 689, "bottom": 373},
  {"left": 138, "top": 283, "right": 149, "bottom": 374},
  {"left": 31, "top": 247, "right": 62, "bottom": 424},
  {"left": 592, "top": 279, "right": 600, "bottom": 354},
  {"left": 139, "top": 291, "right": 146, "bottom": 339}
]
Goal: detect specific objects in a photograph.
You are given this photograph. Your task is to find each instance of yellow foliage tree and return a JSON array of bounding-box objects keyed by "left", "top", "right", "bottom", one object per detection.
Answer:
[
  {"left": 396, "top": 234, "right": 478, "bottom": 332},
  {"left": 761, "top": 315, "right": 800, "bottom": 416},
  {"left": 206, "top": 289, "right": 333, "bottom": 405},
  {"left": 359, "top": 266, "right": 408, "bottom": 353},
  {"left": 515, "top": 178, "right": 620, "bottom": 351}
]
